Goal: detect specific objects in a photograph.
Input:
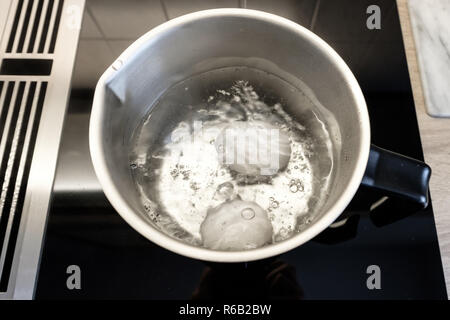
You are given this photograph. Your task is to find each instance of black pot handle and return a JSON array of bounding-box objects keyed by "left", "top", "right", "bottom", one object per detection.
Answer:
[{"left": 361, "top": 145, "right": 431, "bottom": 208}]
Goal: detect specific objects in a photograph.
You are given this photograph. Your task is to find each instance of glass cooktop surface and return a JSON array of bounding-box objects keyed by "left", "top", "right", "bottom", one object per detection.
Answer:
[{"left": 35, "top": 0, "right": 447, "bottom": 299}]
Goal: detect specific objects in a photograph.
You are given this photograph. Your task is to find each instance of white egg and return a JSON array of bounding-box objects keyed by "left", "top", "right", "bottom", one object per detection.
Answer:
[
  {"left": 200, "top": 199, "right": 273, "bottom": 250},
  {"left": 215, "top": 121, "right": 291, "bottom": 176}
]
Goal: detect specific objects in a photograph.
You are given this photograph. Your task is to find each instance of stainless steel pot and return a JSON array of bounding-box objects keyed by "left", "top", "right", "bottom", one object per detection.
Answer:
[{"left": 90, "top": 9, "right": 430, "bottom": 262}]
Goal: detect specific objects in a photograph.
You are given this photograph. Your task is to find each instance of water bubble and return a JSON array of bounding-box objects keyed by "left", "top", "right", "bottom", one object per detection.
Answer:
[
  {"left": 289, "top": 179, "right": 304, "bottom": 193},
  {"left": 170, "top": 168, "right": 179, "bottom": 178},
  {"left": 270, "top": 199, "right": 279, "bottom": 208},
  {"left": 190, "top": 181, "right": 199, "bottom": 191},
  {"left": 289, "top": 184, "right": 298, "bottom": 193},
  {"left": 216, "top": 181, "right": 234, "bottom": 200},
  {"left": 274, "top": 227, "right": 290, "bottom": 242},
  {"left": 181, "top": 170, "right": 190, "bottom": 180},
  {"left": 241, "top": 208, "right": 255, "bottom": 220}
]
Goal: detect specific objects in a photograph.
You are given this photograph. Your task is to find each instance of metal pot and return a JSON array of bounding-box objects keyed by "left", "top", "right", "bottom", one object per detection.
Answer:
[{"left": 89, "top": 9, "right": 430, "bottom": 262}]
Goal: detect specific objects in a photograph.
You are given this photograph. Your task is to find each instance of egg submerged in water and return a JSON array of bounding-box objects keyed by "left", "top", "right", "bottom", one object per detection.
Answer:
[
  {"left": 200, "top": 199, "right": 273, "bottom": 250},
  {"left": 215, "top": 121, "right": 291, "bottom": 176}
]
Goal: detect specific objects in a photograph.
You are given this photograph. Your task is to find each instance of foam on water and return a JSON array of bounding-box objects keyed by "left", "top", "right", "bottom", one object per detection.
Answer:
[{"left": 130, "top": 67, "right": 336, "bottom": 249}]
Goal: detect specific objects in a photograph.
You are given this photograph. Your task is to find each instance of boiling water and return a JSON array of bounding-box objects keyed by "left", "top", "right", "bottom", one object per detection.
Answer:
[{"left": 130, "top": 67, "right": 335, "bottom": 250}]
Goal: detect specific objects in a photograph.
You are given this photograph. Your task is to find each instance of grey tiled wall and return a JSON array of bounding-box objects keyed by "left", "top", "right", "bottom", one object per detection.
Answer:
[{"left": 73, "top": 0, "right": 404, "bottom": 92}]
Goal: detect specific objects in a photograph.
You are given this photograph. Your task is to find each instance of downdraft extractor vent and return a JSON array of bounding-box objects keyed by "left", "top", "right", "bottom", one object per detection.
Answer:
[
  {"left": 0, "top": 0, "right": 84, "bottom": 299},
  {"left": 0, "top": 80, "right": 47, "bottom": 292}
]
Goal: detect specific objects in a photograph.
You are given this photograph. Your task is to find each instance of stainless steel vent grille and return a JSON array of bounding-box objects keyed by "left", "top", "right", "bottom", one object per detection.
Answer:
[
  {"left": 0, "top": 0, "right": 84, "bottom": 299},
  {"left": 0, "top": 80, "right": 47, "bottom": 291},
  {"left": 6, "top": 0, "right": 65, "bottom": 54}
]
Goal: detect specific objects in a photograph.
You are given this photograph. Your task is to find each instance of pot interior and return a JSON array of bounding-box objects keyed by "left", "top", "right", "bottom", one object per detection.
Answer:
[{"left": 95, "top": 11, "right": 368, "bottom": 251}]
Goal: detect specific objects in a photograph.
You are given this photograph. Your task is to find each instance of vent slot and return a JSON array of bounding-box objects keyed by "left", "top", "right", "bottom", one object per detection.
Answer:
[
  {"left": 0, "top": 83, "right": 15, "bottom": 139},
  {"left": 5, "top": 0, "right": 65, "bottom": 54},
  {"left": 6, "top": 0, "right": 24, "bottom": 53},
  {"left": 0, "top": 81, "right": 47, "bottom": 292},
  {"left": 0, "top": 59, "right": 53, "bottom": 75},
  {"left": 37, "top": 0, "right": 54, "bottom": 53},
  {"left": 27, "top": 0, "right": 45, "bottom": 53},
  {"left": 48, "top": 0, "right": 63, "bottom": 53},
  {"left": 16, "top": 0, "right": 33, "bottom": 53}
]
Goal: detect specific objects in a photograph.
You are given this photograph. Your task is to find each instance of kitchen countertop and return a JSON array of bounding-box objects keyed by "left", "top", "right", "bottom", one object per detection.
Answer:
[
  {"left": 408, "top": 0, "right": 450, "bottom": 117},
  {"left": 398, "top": 0, "right": 450, "bottom": 295}
]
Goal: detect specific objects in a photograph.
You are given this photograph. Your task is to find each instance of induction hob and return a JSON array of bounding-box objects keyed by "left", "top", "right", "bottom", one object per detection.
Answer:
[{"left": 35, "top": 0, "right": 447, "bottom": 299}]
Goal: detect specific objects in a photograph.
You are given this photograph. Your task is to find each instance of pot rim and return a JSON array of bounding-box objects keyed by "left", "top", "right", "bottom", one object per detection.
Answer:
[{"left": 89, "top": 8, "right": 371, "bottom": 262}]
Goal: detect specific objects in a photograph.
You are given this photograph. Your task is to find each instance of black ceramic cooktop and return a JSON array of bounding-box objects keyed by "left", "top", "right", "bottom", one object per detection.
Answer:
[{"left": 35, "top": 0, "right": 447, "bottom": 299}]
